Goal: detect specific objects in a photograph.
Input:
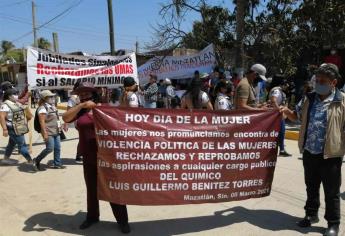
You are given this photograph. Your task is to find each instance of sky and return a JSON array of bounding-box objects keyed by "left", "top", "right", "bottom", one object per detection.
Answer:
[{"left": 0, "top": 0, "right": 235, "bottom": 54}]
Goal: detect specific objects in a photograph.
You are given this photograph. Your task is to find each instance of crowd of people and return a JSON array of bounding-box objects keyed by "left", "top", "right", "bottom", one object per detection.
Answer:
[{"left": 0, "top": 61, "right": 343, "bottom": 236}]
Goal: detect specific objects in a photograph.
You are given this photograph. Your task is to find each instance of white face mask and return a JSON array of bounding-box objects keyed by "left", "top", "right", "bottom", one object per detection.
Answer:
[
  {"left": 47, "top": 97, "right": 55, "bottom": 104},
  {"left": 9, "top": 95, "right": 17, "bottom": 102}
]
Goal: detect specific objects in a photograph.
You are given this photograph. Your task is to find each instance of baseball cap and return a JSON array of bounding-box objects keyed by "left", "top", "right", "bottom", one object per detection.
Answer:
[
  {"left": 316, "top": 63, "right": 341, "bottom": 80},
  {"left": 40, "top": 90, "right": 56, "bottom": 99},
  {"left": 164, "top": 78, "right": 172, "bottom": 85},
  {"left": 1, "top": 81, "right": 14, "bottom": 91},
  {"left": 72, "top": 82, "right": 97, "bottom": 95},
  {"left": 250, "top": 64, "right": 267, "bottom": 81},
  {"left": 123, "top": 77, "right": 136, "bottom": 87}
]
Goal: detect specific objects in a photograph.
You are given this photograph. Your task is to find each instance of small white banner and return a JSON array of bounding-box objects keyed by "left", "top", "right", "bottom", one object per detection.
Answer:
[{"left": 138, "top": 44, "right": 216, "bottom": 84}]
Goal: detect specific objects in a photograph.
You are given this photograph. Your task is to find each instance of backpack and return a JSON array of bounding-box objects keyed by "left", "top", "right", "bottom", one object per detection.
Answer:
[
  {"left": 33, "top": 104, "right": 53, "bottom": 133},
  {"left": 34, "top": 108, "right": 41, "bottom": 133},
  {"left": 4, "top": 101, "right": 29, "bottom": 136}
]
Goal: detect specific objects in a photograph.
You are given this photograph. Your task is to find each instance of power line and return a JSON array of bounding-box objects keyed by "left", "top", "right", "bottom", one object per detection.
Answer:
[
  {"left": 35, "top": 0, "right": 84, "bottom": 30},
  {"left": 0, "top": 0, "right": 29, "bottom": 8},
  {"left": 0, "top": 13, "right": 151, "bottom": 42},
  {"left": 8, "top": 0, "right": 84, "bottom": 44}
]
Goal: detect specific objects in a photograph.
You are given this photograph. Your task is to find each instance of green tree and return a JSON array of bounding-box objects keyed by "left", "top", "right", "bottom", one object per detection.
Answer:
[
  {"left": 181, "top": 6, "right": 235, "bottom": 64},
  {"left": 6, "top": 49, "right": 24, "bottom": 63},
  {"left": 37, "top": 37, "right": 51, "bottom": 50},
  {"left": 1, "top": 40, "right": 15, "bottom": 55},
  {"left": 152, "top": 0, "right": 345, "bottom": 76}
]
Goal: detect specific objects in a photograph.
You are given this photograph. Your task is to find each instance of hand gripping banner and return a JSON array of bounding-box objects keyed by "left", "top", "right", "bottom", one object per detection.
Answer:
[{"left": 93, "top": 106, "right": 281, "bottom": 205}]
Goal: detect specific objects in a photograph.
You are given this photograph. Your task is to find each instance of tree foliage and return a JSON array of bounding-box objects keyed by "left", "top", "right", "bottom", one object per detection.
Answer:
[
  {"left": 0, "top": 40, "right": 24, "bottom": 63},
  {"left": 152, "top": 0, "right": 345, "bottom": 76},
  {"left": 37, "top": 37, "right": 51, "bottom": 50},
  {"left": 1, "top": 40, "right": 15, "bottom": 55}
]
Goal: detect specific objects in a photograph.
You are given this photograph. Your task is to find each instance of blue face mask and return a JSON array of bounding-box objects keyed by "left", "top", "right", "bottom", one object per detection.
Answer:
[{"left": 315, "top": 83, "right": 332, "bottom": 96}]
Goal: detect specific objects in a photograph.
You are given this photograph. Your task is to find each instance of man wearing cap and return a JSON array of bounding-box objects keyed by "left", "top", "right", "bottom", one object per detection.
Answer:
[
  {"left": 281, "top": 63, "right": 344, "bottom": 236},
  {"left": 34, "top": 90, "right": 63, "bottom": 170},
  {"left": 142, "top": 74, "right": 158, "bottom": 108},
  {"left": 235, "top": 64, "right": 268, "bottom": 110}
]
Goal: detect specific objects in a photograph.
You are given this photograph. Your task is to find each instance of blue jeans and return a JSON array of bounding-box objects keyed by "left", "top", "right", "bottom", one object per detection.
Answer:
[
  {"left": 144, "top": 101, "right": 157, "bottom": 108},
  {"left": 5, "top": 127, "right": 32, "bottom": 161},
  {"left": 278, "top": 119, "right": 286, "bottom": 151},
  {"left": 36, "top": 134, "right": 61, "bottom": 166}
]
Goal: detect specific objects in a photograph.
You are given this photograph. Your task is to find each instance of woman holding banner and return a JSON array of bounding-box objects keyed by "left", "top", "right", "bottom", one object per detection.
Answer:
[
  {"left": 62, "top": 82, "right": 130, "bottom": 234},
  {"left": 181, "top": 78, "right": 213, "bottom": 110}
]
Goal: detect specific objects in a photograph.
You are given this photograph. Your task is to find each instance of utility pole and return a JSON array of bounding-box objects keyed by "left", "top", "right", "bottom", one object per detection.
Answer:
[
  {"left": 107, "top": 0, "right": 115, "bottom": 55},
  {"left": 32, "top": 1, "right": 38, "bottom": 47},
  {"left": 135, "top": 38, "right": 139, "bottom": 54},
  {"left": 235, "top": 0, "right": 246, "bottom": 79},
  {"left": 52, "top": 32, "right": 59, "bottom": 52}
]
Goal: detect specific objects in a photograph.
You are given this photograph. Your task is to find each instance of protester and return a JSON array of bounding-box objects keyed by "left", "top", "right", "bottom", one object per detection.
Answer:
[
  {"left": 181, "top": 78, "right": 213, "bottom": 110},
  {"left": 235, "top": 64, "right": 268, "bottom": 110},
  {"left": 142, "top": 74, "right": 158, "bottom": 108},
  {"left": 62, "top": 82, "right": 130, "bottom": 234},
  {"left": 109, "top": 88, "right": 121, "bottom": 107},
  {"left": 30, "top": 90, "right": 38, "bottom": 108},
  {"left": 214, "top": 81, "right": 233, "bottom": 110},
  {"left": 281, "top": 63, "right": 343, "bottom": 236},
  {"left": 209, "top": 67, "right": 221, "bottom": 103},
  {"left": 200, "top": 72, "right": 210, "bottom": 92},
  {"left": 324, "top": 49, "right": 342, "bottom": 70},
  {"left": 120, "top": 77, "right": 140, "bottom": 107},
  {"left": 164, "top": 78, "right": 176, "bottom": 109},
  {"left": 269, "top": 75, "right": 291, "bottom": 157},
  {"left": 157, "top": 79, "right": 166, "bottom": 108},
  {"left": 34, "top": 90, "right": 63, "bottom": 170},
  {"left": 0, "top": 87, "right": 34, "bottom": 167},
  {"left": 66, "top": 88, "right": 83, "bottom": 164}
]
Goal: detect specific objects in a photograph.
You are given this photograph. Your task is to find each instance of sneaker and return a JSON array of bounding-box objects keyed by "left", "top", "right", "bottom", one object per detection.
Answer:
[
  {"left": 32, "top": 158, "right": 38, "bottom": 171},
  {"left": 52, "top": 165, "right": 66, "bottom": 169},
  {"left": 324, "top": 224, "right": 339, "bottom": 236},
  {"left": 1, "top": 158, "right": 17, "bottom": 165},
  {"left": 297, "top": 215, "right": 319, "bottom": 227},
  {"left": 34, "top": 159, "right": 42, "bottom": 171},
  {"left": 279, "top": 150, "right": 292, "bottom": 157},
  {"left": 75, "top": 156, "right": 83, "bottom": 164},
  {"left": 118, "top": 223, "right": 131, "bottom": 234},
  {"left": 79, "top": 218, "right": 99, "bottom": 230}
]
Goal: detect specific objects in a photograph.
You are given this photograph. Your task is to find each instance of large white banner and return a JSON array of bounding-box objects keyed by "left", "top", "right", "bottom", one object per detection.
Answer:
[
  {"left": 27, "top": 47, "right": 138, "bottom": 89},
  {"left": 138, "top": 44, "right": 216, "bottom": 84}
]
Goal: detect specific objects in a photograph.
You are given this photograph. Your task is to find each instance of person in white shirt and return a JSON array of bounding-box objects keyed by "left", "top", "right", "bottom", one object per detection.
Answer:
[
  {"left": 109, "top": 88, "right": 121, "bottom": 107},
  {"left": 65, "top": 93, "right": 83, "bottom": 163},
  {"left": 120, "top": 77, "right": 139, "bottom": 108},
  {"left": 269, "top": 75, "right": 291, "bottom": 157},
  {"left": 214, "top": 81, "right": 233, "bottom": 110},
  {"left": 164, "top": 78, "right": 176, "bottom": 108},
  {"left": 34, "top": 90, "right": 64, "bottom": 170},
  {"left": 181, "top": 78, "right": 213, "bottom": 110},
  {"left": 0, "top": 88, "right": 34, "bottom": 166}
]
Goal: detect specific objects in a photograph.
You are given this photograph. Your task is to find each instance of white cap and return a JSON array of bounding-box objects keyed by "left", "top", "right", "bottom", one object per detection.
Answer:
[
  {"left": 164, "top": 78, "right": 172, "bottom": 85},
  {"left": 250, "top": 64, "right": 267, "bottom": 81},
  {"left": 200, "top": 72, "right": 209, "bottom": 79}
]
